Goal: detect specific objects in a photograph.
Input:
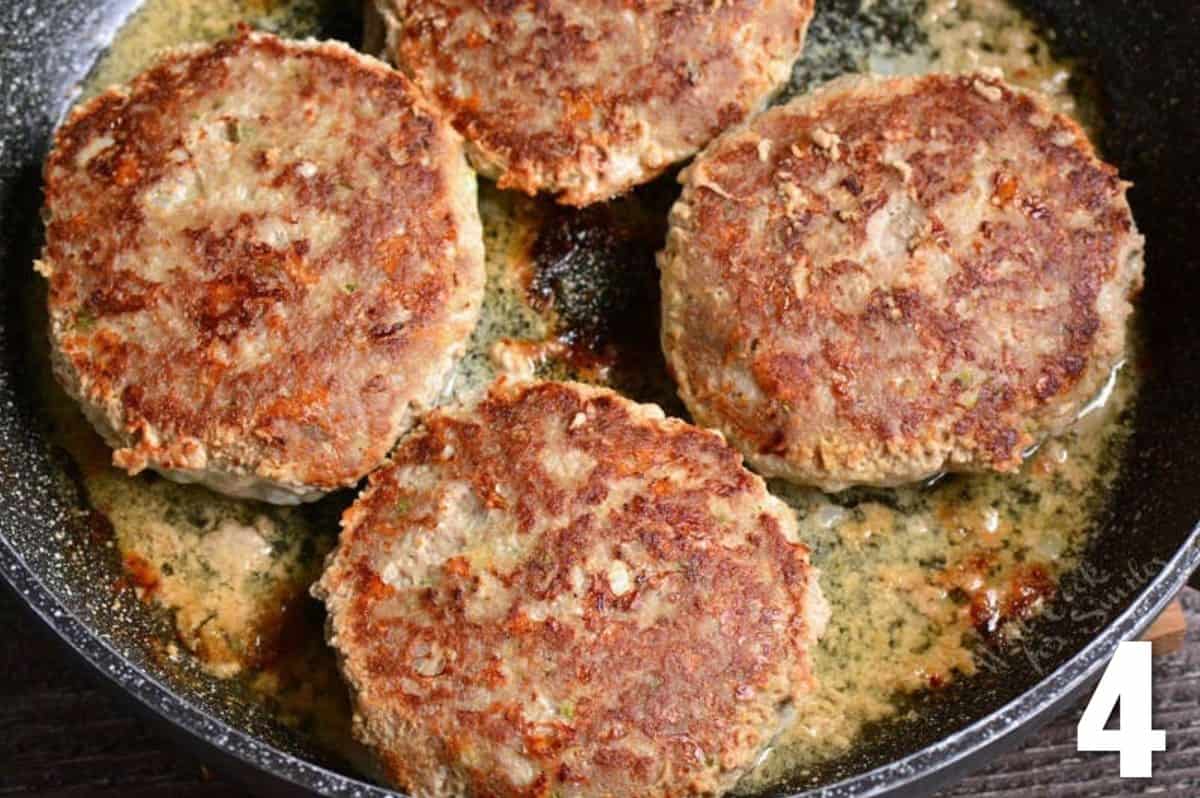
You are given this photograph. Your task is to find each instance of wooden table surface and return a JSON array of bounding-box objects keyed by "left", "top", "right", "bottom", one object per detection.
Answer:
[{"left": 3, "top": 589, "right": 1199, "bottom": 798}]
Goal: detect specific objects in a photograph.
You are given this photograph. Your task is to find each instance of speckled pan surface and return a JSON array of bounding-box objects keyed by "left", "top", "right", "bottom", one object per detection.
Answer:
[{"left": 1, "top": 2, "right": 1199, "bottom": 798}]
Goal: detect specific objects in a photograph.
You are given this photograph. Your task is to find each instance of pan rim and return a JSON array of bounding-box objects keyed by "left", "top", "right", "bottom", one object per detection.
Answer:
[{"left": 2, "top": 522, "right": 1197, "bottom": 798}]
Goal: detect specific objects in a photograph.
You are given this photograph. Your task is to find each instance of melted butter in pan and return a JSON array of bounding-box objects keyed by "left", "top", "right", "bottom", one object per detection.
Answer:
[
  {"left": 82, "top": 0, "right": 346, "bottom": 96},
  {"left": 738, "top": 364, "right": 1135, "bottom": 789},
  {"left": 788, "top": 0, "right": 1099, "bottom": 135},
  {"left": 39, "top": 0, "right": 1132, "bottom": 789}
]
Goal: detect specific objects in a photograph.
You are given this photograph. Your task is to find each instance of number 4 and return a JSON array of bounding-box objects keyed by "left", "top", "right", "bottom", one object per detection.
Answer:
[{"left": 1077, "top": 640, "right": 1167, "bottom": 777}]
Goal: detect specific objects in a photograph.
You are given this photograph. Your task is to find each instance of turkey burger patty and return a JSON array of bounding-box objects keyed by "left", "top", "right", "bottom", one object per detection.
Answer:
[
  {"left": 660, "top": 72, "right": 1144, "bottom": 491},
  {"left": 38, "top": 31, "right": 486, "bottom": 504},
  {"left": 316, "top": 378, "right": 828, "bottom": 798},
  {"left": 373, "top": 0, "right": 816, "bottom": 205}
]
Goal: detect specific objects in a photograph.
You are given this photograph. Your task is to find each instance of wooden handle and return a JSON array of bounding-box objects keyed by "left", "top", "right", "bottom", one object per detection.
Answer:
[{"left": 1140, "top": 599, "right": 1187, "bottom": 656}]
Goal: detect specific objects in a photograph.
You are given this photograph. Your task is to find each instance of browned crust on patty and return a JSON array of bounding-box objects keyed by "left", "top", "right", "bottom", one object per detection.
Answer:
[
  {"left": 660, "top": 73, "right": 1144, "bottom": 490},
  {"left": 39, "top": 30, "right": 485, "bottom": 502},
  {"left": 375, "top": 0, "right": 815, "bottom": 205},
  {"left": 316, "top": 379, "right": 822, "bottom": 797}
]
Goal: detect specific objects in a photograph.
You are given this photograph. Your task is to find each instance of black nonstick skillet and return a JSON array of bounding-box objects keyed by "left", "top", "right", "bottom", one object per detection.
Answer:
[{"left": 2, "top": 1, "right": 1199, "bottom": 796}]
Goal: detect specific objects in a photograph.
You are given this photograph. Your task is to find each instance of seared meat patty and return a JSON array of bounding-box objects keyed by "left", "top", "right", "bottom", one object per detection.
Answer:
[
  {"left": 38, "top": 31, "right": 485, "bottom": 504},
  {"left": 315, "top": 379, "right": 828, "bottom": 798},
  {"left": 372, "top": 0, "right": 815, "bottom": 206},
  {"left": 660, "top": 73, "right": 1144, "bottom": 491}
]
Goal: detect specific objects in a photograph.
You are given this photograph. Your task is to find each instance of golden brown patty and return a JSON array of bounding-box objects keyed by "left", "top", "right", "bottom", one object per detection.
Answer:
[
  {"left": 660, "top": 73, "right": 1144, "bottom": 490},
  {"left": 316, "top": 379, "right": 827, "bottom": 798},
  {"left": 373, "top": 0, "right": 815, "bottom": 206},
  {"left": 38, "top": 31, "right": 485, "bottom": 504}
]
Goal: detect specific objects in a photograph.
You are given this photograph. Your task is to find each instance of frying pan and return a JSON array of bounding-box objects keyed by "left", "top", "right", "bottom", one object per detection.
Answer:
[{"left": 2, "top": 1, "right": 1200, "bottom": 796}]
